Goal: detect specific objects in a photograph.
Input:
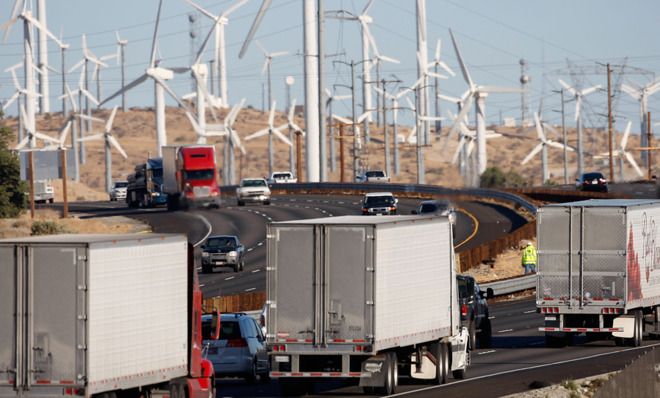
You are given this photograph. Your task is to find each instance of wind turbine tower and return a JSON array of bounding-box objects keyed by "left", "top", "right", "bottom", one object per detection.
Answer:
[
  {"left": 188, "top": 12, "right": 200, "bottom": 93},
  {"left": 520, "top": 59, "right": 530, "bottom": 127},
  {"left": 36, "top": 0, "right": 49, "bottom": 113}
]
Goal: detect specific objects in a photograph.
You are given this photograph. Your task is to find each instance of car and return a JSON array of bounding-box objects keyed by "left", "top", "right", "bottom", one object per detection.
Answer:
[
  {"left": 201, "top": 235, "right": 245, "bottom": 273},
  {"left": 361, "top": 192, "right": 398, "bottom": 215},
  {"left": 202, "top": 313, "right": 269, "bottom": 382},
  {"left": 109, "top": 180, "right": 128, "bottom": 201},
  {"left": 357, "top": 169, "right": 390, "bottom": 183},
  {"left": 457, "top": 274, "right": 493, "bottom": 349},
  {"left": 236, "top": 178, "right": 271, "bottom": 206},
  {"left": 576, "top": 172, "right": 608, "bottom": 193},
  {"left": 411, "top": 199, "right": 457, "bottom": 225},
  {"left": 268, "top": 171, "right": 297, "bottom": 184}
]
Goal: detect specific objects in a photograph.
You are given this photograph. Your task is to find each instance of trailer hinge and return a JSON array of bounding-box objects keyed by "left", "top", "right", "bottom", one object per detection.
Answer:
[
  {"left": 77, "top": 285, "right": 87, "bottom": 291},
  {"left": 77, "top": 255, "right": 87, "bottom": 261},
  {"left": 366, "top": 235, "right": 374, "bottom": 240},
  {"left": 266, "top": 266, "right": 275, "bottom": 271},
  {"left": 77, "top": 315, "right": 87, "bottom": 321},
  {"left": 266, "top": 234, "right": 275, "bottom": 239},
  {"left": 76, "top": 345, "right": 87, "bottom": 350},
  {"left": 366, "top": 301, "right": 374, "bottom": 306},
  {"left": 366, "top": 267, "right": 374, "bottom": 272}
]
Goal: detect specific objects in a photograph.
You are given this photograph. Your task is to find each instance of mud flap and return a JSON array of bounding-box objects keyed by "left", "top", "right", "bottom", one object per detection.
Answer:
[
  {"left": 449, "top": 327, "right": 470, "bottom": 371},
  {"left": 359, "top": 354, "right": 387, "bottom": 388},
  {"left": 612, "top": 316, "right": 634, "bottom": 338}
]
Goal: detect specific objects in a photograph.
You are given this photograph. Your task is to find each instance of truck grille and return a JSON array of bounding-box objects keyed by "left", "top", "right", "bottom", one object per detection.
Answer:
[{"left": 193, "top": 186, "right": 210, "bottom": 197}]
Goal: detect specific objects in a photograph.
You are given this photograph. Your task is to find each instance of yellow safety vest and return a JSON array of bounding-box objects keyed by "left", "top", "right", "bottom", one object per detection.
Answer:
[{"left": 522, "top": 245, "right": 537, "bottom": 264}]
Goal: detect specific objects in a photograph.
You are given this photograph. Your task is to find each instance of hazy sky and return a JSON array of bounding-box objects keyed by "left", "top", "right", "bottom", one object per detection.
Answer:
[{"left": 2, "top": 0, "right": 660, "bottom": 134}]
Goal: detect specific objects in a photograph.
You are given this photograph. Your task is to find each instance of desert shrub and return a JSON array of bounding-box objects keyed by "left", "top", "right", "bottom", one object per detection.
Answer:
[
  {"left": 480, "top": 166, "right": 527, "bottom": 188},
  {"left": 31, "top": 220, "right": 68, "bottom": 236},
  {"left": 0, "top": 111, "right": 27, "bottom": 217}
]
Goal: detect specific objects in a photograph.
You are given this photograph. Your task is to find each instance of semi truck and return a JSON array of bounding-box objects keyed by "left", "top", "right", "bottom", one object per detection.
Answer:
[
  {"left": 163, "top": 145, "right": 221, "bottom": 211},
  {"left": 0, "top": 234, "right": 219, "bottom": 398},
  {"left": 537, "top": 199, "right": 660, "bottom": 347},
  {"left": 126, "top": 157, "right": 168, "bottom": 208},
  {"left": 265, "top": 215, "right": 470, "bottom": 396}
]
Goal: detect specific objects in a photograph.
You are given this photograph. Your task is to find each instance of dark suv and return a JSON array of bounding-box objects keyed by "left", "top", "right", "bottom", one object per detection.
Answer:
[
  {"left": 201, "top": 235, "right": 245, "bottom": 273},
  {"left": 457, "top": 274, "right": 493, "bottom": 349}
]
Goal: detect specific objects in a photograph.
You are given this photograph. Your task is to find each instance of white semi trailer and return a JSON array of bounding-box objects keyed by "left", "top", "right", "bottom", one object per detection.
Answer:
[
  {"left": 537, "top": 199, "right": 660, "bottom": 347},
  {"left": 265, "top": 215, "right": 469, "bottom": 396}
]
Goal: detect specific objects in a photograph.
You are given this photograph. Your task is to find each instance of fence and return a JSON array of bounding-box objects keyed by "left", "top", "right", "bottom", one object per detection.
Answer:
[
  {"left": 456, "top": 220, "right": 536, "bottom": 272},
  {"left": 593, "top": 347, "right": 659, "bottom": 398},
  {"left": 203, "top": 291, "right": 266, "bottom": 313}
]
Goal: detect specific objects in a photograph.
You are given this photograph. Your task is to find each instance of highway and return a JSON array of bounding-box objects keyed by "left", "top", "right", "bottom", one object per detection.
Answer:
[{"left": 48, "top": 190, "right": 658, "bottom": 397}]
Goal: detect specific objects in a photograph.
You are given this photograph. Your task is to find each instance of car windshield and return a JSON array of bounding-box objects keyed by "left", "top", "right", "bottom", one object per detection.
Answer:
[
  {"left": 151, "top": 168, "right": 163, "bottom": 178},
  {"left": 273, "top": 173, "right": 290, "bottom": 179},
  {"left": 365, "top": 195, "right": 395, "bottom": 206},
  {"left": 206, "top": 237, "right": 237, "bottom": 248},
  {"left": 420, "top": 201, "right": 451, "bottom": 214},
  {"left": 365, "top": 171, "right": 385, "bottom": 177},
  {"left": 219, "top": 320, "right": 242, "bottom": 340},
  {"left": 183, "top": 169, "right": 215, "bottom": 180},
  {"left": 582, "top": 173, "right": 604, "bottom": 181},
  {"left": 115, "top": 182, "right": 128, "bottom": 188},
  {"left": 242, "top": 179, "right": 266, "bottom": 187}
]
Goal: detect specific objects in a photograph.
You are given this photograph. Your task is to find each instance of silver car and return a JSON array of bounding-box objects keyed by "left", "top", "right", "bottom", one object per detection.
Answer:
[
  {"left": 203, "top": 313, "right": 269, "bottom": 382},
  {"left": 236, "top": 178, "right": 271, "bottom": 206}
]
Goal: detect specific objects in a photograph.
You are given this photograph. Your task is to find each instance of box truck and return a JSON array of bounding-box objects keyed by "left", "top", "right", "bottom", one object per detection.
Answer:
[
  {"left": 537, "top": 199, "right": 660, "bottom": 347},
  {"left": 162, "top": 145, "right": 221, "bottom": 211},
  {"left": 0, "top": 234, "right": 219, "bottom": 398},
  {"left": 265, "top": 215, "right": 469, "bottom": 396}
]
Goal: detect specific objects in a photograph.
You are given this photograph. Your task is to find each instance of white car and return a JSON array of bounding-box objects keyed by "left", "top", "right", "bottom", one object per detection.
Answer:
[
  {"left": 109, "top": 181, "right": 128, "bottom": 201},
  {"left": 268, "top": 171, "right": 297, "bottom": 184},
  {"left": 236, "top": 178, "right": 271, "bottom": 206},
  {"left": 357, "top": 170, "right": 390, "bottom": 183}
]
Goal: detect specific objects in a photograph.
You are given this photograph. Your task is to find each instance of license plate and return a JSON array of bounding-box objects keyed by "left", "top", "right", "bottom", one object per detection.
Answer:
[
  {"left": 274, "top": 355, "right": 289, "bottom": 363},
  {"left": 544, "top": 316, "right": 557, "bottom": 321}
]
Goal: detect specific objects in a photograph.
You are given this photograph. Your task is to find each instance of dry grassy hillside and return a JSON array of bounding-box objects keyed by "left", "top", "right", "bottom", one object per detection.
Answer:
[{"left": 3, "top": 105, "right": 651, "bottom": 196}]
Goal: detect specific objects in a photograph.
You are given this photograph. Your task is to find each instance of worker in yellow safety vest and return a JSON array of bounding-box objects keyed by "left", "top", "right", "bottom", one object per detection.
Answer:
[{"left": 521, "top": 241, "right": 537, "bottom": 274}]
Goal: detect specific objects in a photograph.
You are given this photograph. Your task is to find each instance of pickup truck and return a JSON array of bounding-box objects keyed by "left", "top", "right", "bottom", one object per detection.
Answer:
[
  {"left": 357, "top": 170, "right": 390, "bottom": 183},
  {"left": 201, "top": 235, "right": 245, "bottom": 273},
  {"left": 236, "top": 178, "right": 271, "bottom": 206},
  {"left": 268, "top": 171, "right": 297, "bottom": 184}
]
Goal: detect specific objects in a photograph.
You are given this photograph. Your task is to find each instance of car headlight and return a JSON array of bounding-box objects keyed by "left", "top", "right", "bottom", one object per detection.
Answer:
[
  {"left": 228, "top": 251, "right": 237, "bottom": 257},
  {"left": 202, "top": 252, "right": 209, "bottom": 257}
]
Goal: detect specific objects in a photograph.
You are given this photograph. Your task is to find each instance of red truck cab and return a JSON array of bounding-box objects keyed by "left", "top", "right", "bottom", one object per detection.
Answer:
[{"left": 163, "top": 145, "right": 221, "bottom": 210}]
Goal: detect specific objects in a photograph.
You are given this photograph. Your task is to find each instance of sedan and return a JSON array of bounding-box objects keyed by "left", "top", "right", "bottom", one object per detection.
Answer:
[{"left": 577, "top": 172, "right": 608, "bottom": 192}]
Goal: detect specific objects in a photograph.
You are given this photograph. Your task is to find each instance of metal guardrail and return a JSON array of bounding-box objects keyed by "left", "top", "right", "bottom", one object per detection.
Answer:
[{"left": 481, "top": 274, "right": 537, "bottom": 296}]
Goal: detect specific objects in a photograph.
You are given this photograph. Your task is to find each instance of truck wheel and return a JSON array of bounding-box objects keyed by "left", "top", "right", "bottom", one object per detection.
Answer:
[
  {"left": 245, "top": 360, "right": 258, "bottom": 383},
  {"left": 452, "top": 348, "right": 469, "bottom": 379},
  {"left": 434, "top": 342, "right": 448, "bottom": 385},
  {"left": 478, "top": 318, "right": 493, "bottom": 349},
  {"left": 545, "top": 334, "right": 567, "bottom": 348},
  {"left": 202, "top": 264, "right": 212, "bottom": 274},
  {"left": 237, "top": 200, "right": 245, "bottom": 207},
  {"left": 264, "top": 200, "right": 271, "bottom": 205},
  {"left": 629, "top": 310, "right": 643, "bottom": 347},
  {"left": 376, "top": 352, "right": 397, "bottom": 395},
  {"left": 468, "top": 321, "right": 476, "bottom": 350},
  {"left": 234, "top": 264, "right": 240, "bottom": 273}
]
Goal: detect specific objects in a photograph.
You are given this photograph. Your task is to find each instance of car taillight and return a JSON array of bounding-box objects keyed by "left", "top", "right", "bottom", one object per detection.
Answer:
[
  {"left": 226, "top": 338, "right": 248, "bottom": 348},
  {"left": 599, "top": 178, "right": 606, "bottom": 183},
  {"left": 461, "top": 303, "right": 468, "bottom": 317},
  {"left": 362, "top": 208, "right": 369, "bottom": 214}
]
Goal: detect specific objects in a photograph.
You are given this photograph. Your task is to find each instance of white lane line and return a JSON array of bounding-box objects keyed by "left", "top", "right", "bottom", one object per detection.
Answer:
[
  {"left": 338, "top": 201, "right": 345, "bottom": 204},
  {"left": 247, "top": 248, "right": 254, "bottom": 252},
  {"left": 387, "top": 343, "right": 660, "bottom": 397},
  {"left": 192, "top": 214, "right": 213, "bottom": 247},
  {"left": 257, "top": 242, "right": 264, "bottom": 246},
  {"left": 196, "top": 267, "right": 202, "bottom": 270},
  {"left": 323, "top": 200, "right": 329, "bottom": 203},
  {"left": 245, "top": 287, "right": 256, "bottom": 292},
  {"left": 497, "top": 329, "right": 514, "bottom": 333},
  {"left": 528, "top": 341, "right": 545, "bottom": 346},
  {"left": 225, "top": 276, "right": 235, "bottom": 281},
  {"left": 523, "top": 310, "right": 536, "bottom": 314},
  {"left": 251, "top": 269, "right": 261, "bottom": 273},
  {"left": 199, "top": 284, "right": 205, "bottom": 287},
  {"left": 488, "top": 316, "right": 496, "bottom": 320},
  {"left": 477, "top": 350, "right": 496, "bottom": 355}
]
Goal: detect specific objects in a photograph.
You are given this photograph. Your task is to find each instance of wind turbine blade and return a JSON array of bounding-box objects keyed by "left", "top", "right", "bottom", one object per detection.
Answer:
[
  {"left": 332, "top": 114, "right": 352, "bottom": 125},
  {"left": 268, "top": 101, "right": 277, "bottom": 126},
  {"left": 223, "top": 0, "right": 249, "bottom": 17},
  {"left": 186, "top": 0, "right": 216, "bottom": 20},
  {"left": 574, "top": 97, "right": 581, "bottom": 122},
  {"left": 357, "top": 111, "right": 372, "bottom": 123},
  {"left": 410, "top": 75, "right": 424, "bottom": 90},
  {"left": 228, "top": 98, "right": 246, "bottom": 126},
  {"left": 543, "top": 122, "right": 560, "bottom": 139},
  {"left": 620, "top": 120, "right": 633, "bottom": 150},
  {"left": 229, "top": 128, "right": 245, "bottom": 154},
  {"left": 2, "top": 91, "right": 20, "bottom": 110},
  {"left": 437, "top": 93, "right": 461, "bottom": 103},
  {"left": 448, "top": 29, "right": 473, "bottom": 88},
  {"left": 57, "top": 119, "right": 72, "bottom": 144},
  {"left": 466, "top": 140, "right": 475, "bottom": 157},
  {"left": 288, "top": 98, "right": 297, "bottom": 121},
  {"left": 379, "top": 55, "right": 400, "bottom": 64},
  {"left": 245, "top": 128, "right": 269, "bottom": 141},
  {"left": 580, "top": 85, "right": 601, "bottom": 96},
  {"left": 419, "top": 115, "right": 445, "bottom": 122},
  {"left": 33, "top": 132, "right": 58, "bottom": 145},
  {"left": 193, "top": 12, "right": 220, "bottom": 64},
  {"left": 479, "top": 85, "right": 522, "bottom": 94},
  {"left": 624, "top": 151, "right": 644, "bottom": 177},
  {"left": 239, "top": 0, "right": 272, "bottom": 59},
  {"left": 324, "top": 88, "right": 332, "bottom": 98},
  {"left": 153, "top": 75, "right": 194, "bottom": 114},
  {"left": 22, "top": 12, "right": 65, "bottom": 48},
  {"left": 451, "top": 136, "right": 465, "bottom": 164},
  {"left": 15, "top": 136, "right": 30, "bottom": 151},
  {"left": 78, "top": 133, "right": 104, "bottom": 142},
  {"left": 291, "top": 123, "right": 303, "bottom": 133},
  {"left": 261, "top": 59, "right": 269, "bottom": 76},
  {"left": 2, "top": 0, "right": 23, "bottom": 42},
  {"left": 108, "top": 135, "right": 128, "bottom": 159},
  {"left": 438, "top": 61, "right": 456, "bottom": 77},
  {"left": 99, "top": 73, "right": 148, "bottom": 106},
  {"left": 521, "top": 144, "right": 543, "bottom": 165},
  {"left": 445, "top": 96, "right": 474, "bottom": 144},
  {"left": 558, "top": 79, "right": 576, "bottom": 96},
  {"left": 647, "top": 79, "right": 660, "bottom": 96},
  {"left": 362, "top": 0, "right": 375, "bottom": 14},
  {"left": 361, "top": 21, "right": 379, "bottom": 57},
  {"left": 534, "top": 112, "right": 545, "bottom": 141},
  {"left": 105, "top": 106, "right": 119, "bottom": 133},
  {"left": 149, "top": 0, "right": 163, "bottom": 68},
  {"left": 77, "top": 114, "right": 105, "bottom": 123},
  {"left": 620, "top": 83, "right": 639, "bottom": 99},
  {"left": 185, "top": 112, "right": 203, "bottom": 135},
  {"left": 80, "top": 88, "right": 99, "bottom": 105},
  {"left": 68, "top": 59, "right": 84, "bottom": 74},
  {"left": 405, "top": 96, "right": 416, "bottom": 111},
  {"left": 426, "top": 71, "right": 448, "bottom": 80},
  {"left": 434, "top": 39, "right": 441, "bottom": 61},
  {"left": 274, "top": 129, "right": 293, "bottom": 146},
  {"left": 547, "top": 141, "right": 571, "bottom": 151},
  {"left": 270, "top": 51, "right": 289, "bottom": 58}
]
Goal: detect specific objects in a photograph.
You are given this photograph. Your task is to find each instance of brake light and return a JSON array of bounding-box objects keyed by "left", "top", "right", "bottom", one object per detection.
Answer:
[
  {"left": 362, "top": 208, "right": 369, "bottom": 214},
  {"left": 226, "top": 338, "right": 248, "bottom": 347},
  {"left": 461, "top": 303, "right": 468, "bottom": 316}
]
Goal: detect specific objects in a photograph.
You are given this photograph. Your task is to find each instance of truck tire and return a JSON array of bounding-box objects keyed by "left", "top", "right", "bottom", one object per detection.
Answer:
[
  {"left": 478, "top": 318, "right": 493, "bottom": 349},
  {"left": 376, "top": 352, "right": 397, "bottom": 395},
  {"left": 468, "top": 321, "right": 476, "bottom": 350},
  {"left": 434, "top": 342, "right": 448, "bottom": 385},
  {"left": 237, "top": 200, "right": 245, "bottom": 207},
  {"left": 202, "top": 264, "right": 212, "bottom": 274}
]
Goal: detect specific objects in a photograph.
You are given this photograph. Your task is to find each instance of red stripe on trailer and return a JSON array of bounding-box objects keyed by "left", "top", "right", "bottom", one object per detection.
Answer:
[
  {"left": 349, "top": 372, "right": 363, "bottom": 377},
  {"left": 330, "top": 372, "right": 342, "bottom": 377},
  {"left": 35, "top": 380, "right": 51, "bottom": 385},
  {"left": 60, "top": 380, "right": 74, "bottom": 385}
]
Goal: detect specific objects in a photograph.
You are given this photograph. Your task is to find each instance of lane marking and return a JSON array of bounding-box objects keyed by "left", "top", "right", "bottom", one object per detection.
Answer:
[
  {"left": 477, "top": 350, "right": 496, "bottom": 355},
  {"left": 199, "top": 284, "right": 205, "bottom": 287},
  {"left": 225, "top": 276, "right": 235, "bottom": 281},
  {"left": 192, "top": 214, "right": 213, "bottom": 247},
  {"left": 245, "top": 287, "right": 256, "bottom": 292},
  {"left": 498, "top": 329, "right": 514, "bottom": 333},
  {"left": 257, "top": 242, "right": 264, "bottom": 246},
  {"left": 388, "top": 342, "right": 660, "bottom": 397},
  {"left": 247, "top": 248, "right": 254, "bottom": 252},
  {"left": 488, "top": 316, "right": 496, "bottom": 320},
  {"left": 251, "top": 269, "right": 261, "bottom": 273},
  {"left": 454, "top": 208, "right": 479, "bottom": 250},
  {"left": 524, "top": 310, "right": 536, "bottom": 314}
]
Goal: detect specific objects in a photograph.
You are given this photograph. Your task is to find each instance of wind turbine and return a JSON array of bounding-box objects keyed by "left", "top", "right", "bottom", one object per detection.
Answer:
[
  {"left": 447, "top": 110, "right": 500, "bottom": 182},
  {"left": 99, "top": 0, "right": 193, "bottom": 157},
  {"left": 78, "top": 106, "right": 126, "bottom": 193},
  {"left": 255, "top": 40, "right": 288, "bottom": 115},
  {"left": 447, "top": 29, "right": 523, "bottom": 180},
  {"left": 115, "top": 31, "right": 128, "bottom": 112},
  {"left": 285, "top": 98, "right": 305, "bottom": 173},
  {"left": 594, "top": 120, "right": 642, "bottom": 180},
  {"left": 15, "top": 104, "right": 59, "bottom": 150},
  {"left": 369, "top": 47, "right": 400, "bottom": 128},
  {"left": 428, "top": 38, "right": 456, "bottom": 135},
  {"left": 557, "top": 78, "right": 601, "bottom": 178},
  {"left": 327, "top": 0, "right": 379, "bottom": 141},
  {"left": 92, "top": 50, "right": 119, "bottom": 109},
  {"left": 185, "top": 0, "right": 248, "bottom": 108},
  {"left": 332, "top": 111, "right": 371, "bottom": 176},
  {"left": 245, "top": 101, "right": 292, "bottom": 176},
  {"left": 325, "top": 88, "right": 351, "bottom": 172},
  {"left": 621, "top": 78, "right": 660, "bottom": 167},
  {"left": 521, "top": 112, "right": 574, "bottom": 184},
  {"left": 3, "top": 62, "right": 26, "bottom": 142}
]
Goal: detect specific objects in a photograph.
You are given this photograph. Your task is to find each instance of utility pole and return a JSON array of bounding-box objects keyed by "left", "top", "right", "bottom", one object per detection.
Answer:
[
  {"left": 296, "top": 130, "right": 303, "bottom": 182},
  {"left": 339, "top": 123, "right": 345, "bottom": 182},
  {"left": 317, "top": 0, "right": 327, "bottom": 181},
  {"left": 648, "top": 112, "right": 653, "bottom": 181},
  {"left": 61, "top": 43, "right": 68, "bottom": 115},
  {"left": 520, "top": 59, "right": 530, "bottom": 127},
  {"left": 552, "top": 89, "right": 569, "bottom": 184},
  {"left": 607, "top": 63, "right": 614, "bottom": 182},
  {"left": 60, "top": 148, "right": 68, "bottom": 218},
  {"left": 371, "top": 78, "right": 401, "bottom": 176},
  {"left": 334, "top": 60, "right": 368, "bottom": 177}
]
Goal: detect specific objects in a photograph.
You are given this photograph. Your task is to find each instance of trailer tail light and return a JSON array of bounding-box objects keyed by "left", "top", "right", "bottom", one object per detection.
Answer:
[
  {"left": 226, "top": 338, "right": 248, "bottom": 348},
  {"left": 461, "top": 303, "right": 468, "bottom": 317},
  {"left": 63, "top": 388, "right": 84, "bottom": 396},
  {"left": 272, "top": 344, "right": 286, "bottom": 352},
  {"left": 541, "top": 307, "right": 559, "bottom": 314},
  {"left": 602, "top": 307, "right": 622, "bottom": 314}
]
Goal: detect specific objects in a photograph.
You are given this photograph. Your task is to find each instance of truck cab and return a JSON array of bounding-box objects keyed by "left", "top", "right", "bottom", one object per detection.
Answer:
[{"left": 163, "top": 145, "right": 221, "bottom": 210}]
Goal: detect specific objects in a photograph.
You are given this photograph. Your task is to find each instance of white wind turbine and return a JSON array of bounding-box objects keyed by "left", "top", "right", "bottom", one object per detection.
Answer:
[
  {"left": 594, "top": 120, "right": 643, "bottom": 180},
  {"left": 521, "top": 112, "right": 574, "bottom": 184},
  {"left": 447, "top": 110, "right": 500, "bottom": 181},
  {"left": 91, "top": 50, "right": 118, "bottom": 108},
  {"left": 332, "top": 111, "right": 372, "bottom": 175},
  {"left": 3, "top": 62, "right": 26, "bottom": 142},
  {"left": 284, "top": 98, "right": 305, "bottom": 173},
  {"left": 325, "top": 88, "right": 351, "bottom": 172},
  {"left": 369, "top": 46, "right": 400, "bottom": 128},
  {"left": 245, "top": 101, "right": 292, "bottom": 176},
  {"left": 14, "top": 104, "right": 59, "bottom": 151},
  {"left": 447, "top": 29, "right": 523, "bottom": 179},
  {"left": 185, "top": 0, "right": 248, "bottom": 108},
  {"left": 78, "top": 106, "right": 127, "bottom": 193},
  {"left": 99, "top": 0, "right": 193, "bottom": 157},
  {"left": 557, "top": 78, "right": 601, "bottom": 178},
  {"left": 428, "top": 38, "right": 456, "bottom": 135},
  {"left": 620, "top": 78, "right": 660, "bottom": 167},
  {"left": 255, "top": 40, "right": 288, "bottom": 113}
]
